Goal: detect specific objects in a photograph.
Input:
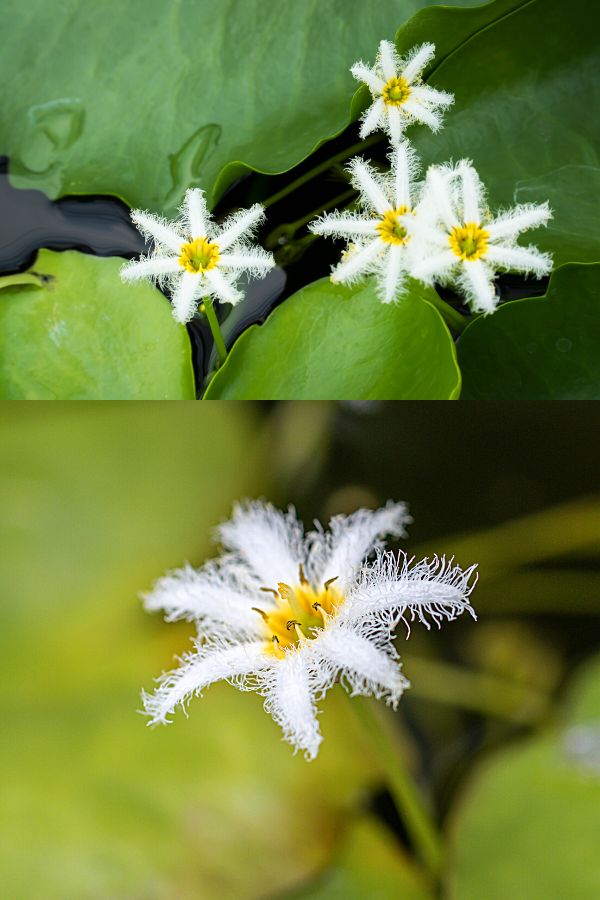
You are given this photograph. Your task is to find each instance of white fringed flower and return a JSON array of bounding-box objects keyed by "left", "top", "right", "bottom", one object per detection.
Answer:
[
  {"left": 121, "top": 189, "right": 275, "bottom": 323},
  {"left": 309, "top": 142, "right": 421, "bottom": 304},
  {"left": 142, "top": 500, "right": 477, "bottom": 760},
  {"left": 411, "top": 161, "right": 552, "bottom": 314},
  {"left": 352, "top": 41, "right": 454, "bottom": 142}
]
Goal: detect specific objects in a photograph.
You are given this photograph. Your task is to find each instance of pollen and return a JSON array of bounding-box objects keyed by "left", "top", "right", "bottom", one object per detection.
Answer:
[
  {"left": 257, "top": 566, "right": 343, "bottom": 659},
  {"left": 178, "top": 237, "right": 220, "bottom": 273},
  {"left": 448, "top": 222, "right": 490, "bottom": 261},
  {"left": 377, "top": 207, "right": 411, "bottom": 245},
  {"left": 382, "top": 76, "right": 411, "bottom": 106}
]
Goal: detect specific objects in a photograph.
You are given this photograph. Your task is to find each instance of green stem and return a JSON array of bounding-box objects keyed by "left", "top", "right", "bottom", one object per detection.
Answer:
[
  {"left": 348, "top": 695, "right": 443, "bottom": 880},
  {"left": 426, "top": 293, "right": 469, "bottom": 335},
  {"left": 201, "top": 297, "right": 228, "bottom": 364},
  {"left": 262, "top": 134, "right": 381, "bottom": 209}
]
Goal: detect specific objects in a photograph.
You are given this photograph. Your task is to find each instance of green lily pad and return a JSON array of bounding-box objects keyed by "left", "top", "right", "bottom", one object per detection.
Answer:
[
  {"left": 1, "top": 0, "right": 524, "bottom": 211},
  {"left": 204, "top": 278, "right": 461, "bottom": 400},
  {"left": 0, "top": 250, "right": 195, "bottom": 399},
  {"left": 448, "top": 652, "right": 600, "bottom": 900},
  {"left": 410, "top": 0, "right": 600, "bottom": 267},
  {"left": 457, "top": 264, "right": 600, "bottom": 399}
]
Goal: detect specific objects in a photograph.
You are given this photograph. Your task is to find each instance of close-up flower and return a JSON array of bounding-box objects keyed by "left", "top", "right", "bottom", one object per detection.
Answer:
[
  {"left": 142, "top": 499, "right": 477, "bottom": 759},
  {"left": 351, "top": 40, "right": 454, "bottom": 142},
  {"left": 121, "top": 189, "right": 275, "bottom": 323},
  {"left": 309, "top": 142, "right": 421, "bottom": 304},
  {"left": 410, "top": 161, "right": 552, "bottom": 313}
]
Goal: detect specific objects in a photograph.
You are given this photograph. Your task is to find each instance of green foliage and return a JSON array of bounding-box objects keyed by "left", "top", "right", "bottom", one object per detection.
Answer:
[
  {"left": 205, "top": 279, "right": 460, "bottom": 400},
  {"left": 0, "top": 251, "right": 194, "bottom": 400}
]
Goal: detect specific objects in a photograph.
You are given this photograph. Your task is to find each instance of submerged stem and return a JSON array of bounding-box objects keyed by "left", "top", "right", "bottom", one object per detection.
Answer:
[
  {"left": 347, "top": 694, "right": 443, "bottom": 880},
  {"left": 201, "top": 296, "right": 228, "bottom": 364},
  {"left": 426, "top": 293, "right": 469, "bottom": 335}
]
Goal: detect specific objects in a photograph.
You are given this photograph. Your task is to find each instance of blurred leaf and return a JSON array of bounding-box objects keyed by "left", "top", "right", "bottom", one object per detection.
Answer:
[
  {"left": 458, "top": 265, "right": 600, "bottom": 400},
  {"left": 448, "top": 654, "right": 600, "bottom": 899},
  {"left": 411, "top": 0, "right": 600, "bottom": 267},
  {"left": 0, "top": 250, "right": 194, "bottom": 399},
  {"left": 204, "top": 279, "right": 460, "bottom": 400}
]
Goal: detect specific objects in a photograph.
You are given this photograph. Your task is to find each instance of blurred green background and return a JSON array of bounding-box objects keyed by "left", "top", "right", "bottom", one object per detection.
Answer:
[{"left": 1, "top": 402, "right": 599, "bottom": 899}]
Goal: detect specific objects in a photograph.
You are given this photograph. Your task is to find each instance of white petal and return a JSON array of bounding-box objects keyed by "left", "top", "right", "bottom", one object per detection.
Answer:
[
  {"left": 184, "top": 188, "right": 209, "bottom": 238},
  {"left": 351, "top": 61, "right": 385, "bottom": 95},
  {"left": 412, "top": 249, "right": 457, "bottom": 283},
  {"left": 410, "top": 84, "right": 454, "bottom": 108},
  {"left": 423, "top": 167, "right": 459, "bottom": 230},
  {"left": 217, "top": 204, "right": 265, "bottom": 250},
  {"left": 217, "top": 499, "right": 305, "bottom": 587},
  {"left": 131, "top": 210, "right": 183, "bottom": 254},
  {"left": 392, "top": 140, "right": 419, "bottom": 209},
  {"left": 171, "top": 271, "right": 201, "bottom": 323},
  {"left": 142, "top": 560, "right": 263, "bottom": 635},
  {"left": 313, "top": 625, "right": 408, "bottom": 706},
  {"left": 486, "top": 202, "right": 552, "bottom": 241},
  {"left": 402, "top": 98, "right": 442, "bottom": 132},
  {"left": 378, "top": 40, "right": 399, "bottom": 81},
  {"left": 402, "top": 42, "right": 436, "bottom": 84},
  {"left": 461, "top": 259, "right": 497, "bottom": 313},
  {"left": 458, "top": 163, "right": 484, "bottom": 223},
  {"left": 259, "top": 651, "right": 322, "bottom": 759},
  {"left": 485, "top": 244, "right": 552, "bottom": 276},
  {"left": 331, "top": 238, "right": 383, "bottom": 285},
  {"left": 204, "top": 267, "right": 243, "bottom": 306},
  {"left": 310, "top": 213, "right": 378, "bottom": 239},
  {"left": 347, "top": 158, "right": 390, "bottom": 215},
  {"left": 120, "top": 256, "right": 180, "bottom": 282},
  {"left": 219, "top": 249, "right": 275, "bottom": 274},
  {"left": 142, "top": 641, "right": 268, "bottom": 724},
  {"left": 307, "top": 501, "right": 410, "bottom": 591},
  {"left": 359, "top": 97, "right": 385, "bottom": 139},
  {"left": 381, "top": 245, "right": 406, "bottom": 304},
  {"left": 386, "top": 106, "right": 403, "bottom": 144}
]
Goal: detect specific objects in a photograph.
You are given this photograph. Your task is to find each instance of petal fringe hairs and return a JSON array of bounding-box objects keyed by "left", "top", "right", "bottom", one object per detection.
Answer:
[
  {"left": 141, "top": 500, "right": 477, "bottom": 760},
  {"left": 121, "top": 38, "right": 552, "bottom": 321}
]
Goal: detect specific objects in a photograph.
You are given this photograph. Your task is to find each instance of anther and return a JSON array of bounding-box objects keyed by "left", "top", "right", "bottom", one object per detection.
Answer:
[
  {"left": 251, "top": 607, "right": 269, "bottom": 622},
  {"left": 260, "top": 587, "right": 279, "bottom": 598},
  {"left": 324, "top": 576, "right": 339, "bottom": 591},
  {"left": 278, "top": 582, "right": 293, "bottom": 599},
  {"left": 286, "top": 619, "right": 302, "bottom": 631},
  {"left": 298, "top": 562, "right": 309, "bottom": 585}
]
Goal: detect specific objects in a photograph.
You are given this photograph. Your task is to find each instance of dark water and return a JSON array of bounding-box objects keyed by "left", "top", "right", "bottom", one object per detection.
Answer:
[{"left": 0, "top": 126, "right": 548, "bottom": 394}]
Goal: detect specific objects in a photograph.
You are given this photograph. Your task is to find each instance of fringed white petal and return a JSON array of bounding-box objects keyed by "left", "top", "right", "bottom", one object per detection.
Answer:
[
  {"left": 205, "top": 267, "right": 243, "bottom": 306},
  {"left": 142, "top": 641, "right": 268, "bottom": 724},
  {"left": 359, "top": 97, "right": 386, "bottom": 139},
  {"left": 331, "top": 238, "right": 383, "bottom": 285},
  {"left": 351, "top": 61, "right": 385, "bottom": 95},
  {"left": 217, "top": 203, "right": 265, "bottom": 250},
  {"left": 310, "top": 212, "right": 378, "bottom": 239},
  {"left": 130, "top": 210, "right": 184, "bottom": 254},
  {"left": 458, "top": 163, "right": 484, "bottom": 223},
  {"left": 410, "top": 84, "right": 454, "bottom": 108},
  {"left": 423, "top": 167, "right": 459, "bottom": 230},
  {"left": 392, "top": 140, "right": 419, "bottom": 210},
  {"left": 485, "top": 244, "right": 552, "bottom": 277},
  {"left": 386, "top": 105, "right": 403, "bottom": 144},
  {"left": 307, "top": 501, "right": 410, "bottom": 590},
  {"left": 411, "top": 249, "right": 457, "bottom": 284},
  {"left": 460, "top": 259, "right": 498, "bottom": 313},
  {"left": 219, "top": 249, "right": 275, "bottom": 275},
  {"left": 347, "top": 158, "right": 389, "bottom": 215},
  {"left": 313, "top": 625, "right": 408, "bottom": 707},
  {"left": 120, "top": 256, "right": 180, "bottom": 282},
  {"left": 380, "top": 245, "right": 406, "bottom": 304},
  {"left": 402, "top": 99, "right": 442, "bottom": 132},
  {"left": 402, "top": 42, "right": 436, "bottom": 84},
  {"left": 171, "top": 271, "right": 201, "bottom": 323},
  {"left": 378, "top": 40, "right": 400, "bottom": 81},
  {"left": 486, "top": 202, "right": 552, "bottom": 241},
  {"left": 184, "top": 188, "right": 209, "bottom": 238},
  {"left": 259, "top": 651, "right": 322, "bottom": 760},
  {"left": 217, "top": 499, "right": 305, "bottom": 587}
]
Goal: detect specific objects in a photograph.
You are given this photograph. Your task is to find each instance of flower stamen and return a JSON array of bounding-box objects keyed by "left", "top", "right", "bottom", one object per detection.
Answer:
[
  {"left": 377, "top": 207, "right": 411, "bottom": 246},
  {"left": 382, "top": 76, "right": 411, "bottom": 106},
  {"left": 448, "top": 223, "right": 489, "bottom": 261},
  {"left": 178, "top": 237, "right": 220, "bottom": 274}
]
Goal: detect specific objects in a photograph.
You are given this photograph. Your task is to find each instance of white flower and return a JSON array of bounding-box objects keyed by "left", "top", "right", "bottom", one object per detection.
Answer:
[
  {"left": 309, "top": 142, "right": 421, "bottom": 304},
  {"left": 411, "top": 161, "right": 552, "bottom": 314},
  {"left": 121, "top": 189, "right": 275, "bottom": 323},
  {"left": 142, "top": 500, "right": 477, "bottom": 760},
  {"left": 352, "top": 41, "right": 454, "bottom": 143}
]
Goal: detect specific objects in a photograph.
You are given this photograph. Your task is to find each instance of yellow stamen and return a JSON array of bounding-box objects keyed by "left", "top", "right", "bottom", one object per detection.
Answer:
[
  {"left": 262, "top": 576, "right": 343, "bottom": 656},
  {"left": 382, "top": 76, "right": 411, "bottom": 106},
  {"left": 178, "top": 237, "right": 220, "bottom": 273},
  {"left": 448, "top": 222, "right": 490, "bottom": 261},
  {"left": 377, "top": 206, "right": 411, "bottom": 246}
]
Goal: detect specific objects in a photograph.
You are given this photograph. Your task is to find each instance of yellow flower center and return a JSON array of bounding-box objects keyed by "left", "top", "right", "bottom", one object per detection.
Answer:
[
  {"left": 382, "top": 76, "right": 411, "bottom": 106},
  {"left": 255, "top": 565, "right": 344, "bottom": 659},
  {"left": 377, "top": 206, "right": 411, "bottom": 245},
  {"left": 448, "top": 223, "right": 490, "bottom": 261},
  {"left": 178, "top": 237, "right": 220, "bottom": 274}
]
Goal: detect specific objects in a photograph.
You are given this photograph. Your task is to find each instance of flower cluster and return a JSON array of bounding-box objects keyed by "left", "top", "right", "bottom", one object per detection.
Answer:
[
  {"left": 311, "top": 40, "right": 552, "bottom": 314},
  {"left": 142, "top": 500, "right": 477, "bottom": 759}
]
